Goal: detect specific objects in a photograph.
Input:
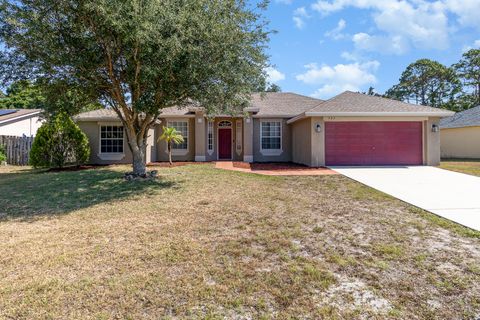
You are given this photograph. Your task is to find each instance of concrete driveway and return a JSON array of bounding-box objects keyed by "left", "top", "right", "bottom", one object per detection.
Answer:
[{"left": 331, "top": 166, "right": 480, "bottom": 231}]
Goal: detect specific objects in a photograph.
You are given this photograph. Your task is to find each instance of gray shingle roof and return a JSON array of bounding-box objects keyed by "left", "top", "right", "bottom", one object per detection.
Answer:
[
  {"left": 74, "top": 92, "right": 324, "bottom": 121},
  {"left": 440, "top": 105, "right": 480, "bottom": 129},
  {"left": 306, "top": 91, "right": 454, "bottom": 115},
  {"left": 75, "top": 91, "right": 453, "bottom": 123},
  {"left": 249, "top": 92, "right": 323, "bottom": 116},
  {"left": 73, "top": 108, "right": 118, "bottom": 121},
  {"left": 74, "top": 106, "right": 193, "bottom": 121}
]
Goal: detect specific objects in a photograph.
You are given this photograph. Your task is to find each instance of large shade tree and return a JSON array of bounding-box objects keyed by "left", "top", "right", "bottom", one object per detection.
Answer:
[
  {"left": 0, "top": 80, "right": 47, "bottom": 109},
  {"left": 0, "top": 0, "right": 269, "bottom": 175},
  {"left": 385, "top": 59, "right": 462, "bottom": 110},
  {"left": 0, "top": 79, "right": 101, "bottom": 115},
  {"left": 454, "top": 49, "right": 480, "bottom": 109}
]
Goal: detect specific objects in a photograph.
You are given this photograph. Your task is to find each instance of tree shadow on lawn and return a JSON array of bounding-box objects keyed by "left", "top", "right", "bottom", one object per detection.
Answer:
[{"left": 0, "top": 168, "right": 177, "bottom": 221}]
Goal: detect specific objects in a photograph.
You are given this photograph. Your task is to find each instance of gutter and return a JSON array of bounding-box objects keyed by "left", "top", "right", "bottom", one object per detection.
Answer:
[
  {"left": 286, "top": 111, "right": 455, "bottom": 124},
  {"left": 304, "top": 111, "right": 455, "bottom": 117}
]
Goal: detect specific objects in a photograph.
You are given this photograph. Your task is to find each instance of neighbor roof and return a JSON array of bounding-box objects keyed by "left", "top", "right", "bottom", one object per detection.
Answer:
[
  {"left": 0, "top": 109, "right": 42, "bottom": 124},
  {"left": 440, "top": 105, "right": 480, "bottom": 129},
  {"left": 288, "top": 91, "right": 455, "bottom": 124}
]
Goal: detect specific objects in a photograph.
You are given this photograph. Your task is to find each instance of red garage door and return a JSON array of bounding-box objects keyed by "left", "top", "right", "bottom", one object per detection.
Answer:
[{"left": 325, "top": 122, "right": 423, "bottom": 166}]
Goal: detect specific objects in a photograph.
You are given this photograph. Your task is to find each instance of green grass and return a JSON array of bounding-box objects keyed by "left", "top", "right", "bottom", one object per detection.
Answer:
[
  {"left": 440, "top": 159, "right": 480, "bottom": 177},
  {"left": 0, "top": 164, "right": 479, "bottom": 319}
]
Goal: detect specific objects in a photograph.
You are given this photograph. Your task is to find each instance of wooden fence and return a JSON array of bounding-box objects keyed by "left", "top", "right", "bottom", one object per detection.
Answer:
[{"left": 0, "top": 135, "right": 34, "bottom": 166}]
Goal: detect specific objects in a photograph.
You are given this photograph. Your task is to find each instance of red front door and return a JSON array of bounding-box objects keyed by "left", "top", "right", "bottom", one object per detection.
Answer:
[
  {"left": 218, "top": 128, "right": 232, "bottom": 159},
  {"left": 325, "top": 121, "right": 423, "bottom": 166}
]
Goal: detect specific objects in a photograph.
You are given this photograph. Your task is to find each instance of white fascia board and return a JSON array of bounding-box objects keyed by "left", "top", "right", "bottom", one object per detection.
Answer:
[{"left": 304, "top": 111, "right": 456, "bottom": 117}]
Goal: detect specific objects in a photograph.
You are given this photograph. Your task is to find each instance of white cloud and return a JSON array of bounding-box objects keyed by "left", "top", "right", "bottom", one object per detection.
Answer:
[
  {"left": 311, "top": 0, "right": 452, "bottom": 53},
  {"left": 340, "top": 51, "right": 360, "bottom": 61},
  {"left": 293, "top": 16, "right": 305, "bottom": 29},
  {"left": 293, "top": 7, "right": 310, "bottom": 29},
  {"left": 443, "top": 0, "right": 480, "bottom": 30},
  {"left": 352, "top": 33, "right": 409, "bottom": 54},
  {"left": 462, "top": 39, "right": 480, "bottom": 53},
  {"left": 325, "top": 19, "right": 347, "bottom": 40},
  {"left": 296, "top": 61, "right": 379, "bottom": 98},
  {"left": 265, "top": 67, "right": 286, "bottom": 83}
]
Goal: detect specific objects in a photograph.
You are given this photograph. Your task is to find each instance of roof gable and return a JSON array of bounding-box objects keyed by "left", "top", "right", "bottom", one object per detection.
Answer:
[
  {"left": 307, "top": 91, "right": 454, "bottom": 115},
  {"left": 249, "top": 92, "right": 323, "bottom": 117}
]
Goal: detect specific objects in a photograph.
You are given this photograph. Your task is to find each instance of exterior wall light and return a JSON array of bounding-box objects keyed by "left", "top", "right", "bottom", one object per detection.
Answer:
[
  {"left": 431, "top": 124, "right": 439, "bottom": 133},
  {"left": 315, "top": 123, "right": 322, "bottom": 133}
]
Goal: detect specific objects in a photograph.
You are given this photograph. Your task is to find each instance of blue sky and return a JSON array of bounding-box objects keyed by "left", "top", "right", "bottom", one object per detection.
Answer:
[{"left": 263, "top": 0, "right": 480, "bottom": 99}]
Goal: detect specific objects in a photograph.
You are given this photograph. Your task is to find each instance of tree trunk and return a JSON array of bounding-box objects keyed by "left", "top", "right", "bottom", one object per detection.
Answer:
[
  {"left": 168, "top": 142, "right": 172, "bottom": 165},
  {"left": 132, "top": 145, "right": 147, "bottom": 176},
  {"left": 126, "top": 126, "right": 148, "bottom": 176}
]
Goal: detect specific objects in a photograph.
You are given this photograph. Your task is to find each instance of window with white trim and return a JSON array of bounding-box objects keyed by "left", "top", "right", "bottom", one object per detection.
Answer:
[
  {"left": 261, "top": 121, "right": 281, "bottom": 150},
  {"left": 168, "top": 121, "right": 188, "bottom": 150},
  {"left": 100, "top": 125, "right": 124, "bottom": 153},
  {"left": 207, "top": 121, "right": 214, "bottom": 153}
]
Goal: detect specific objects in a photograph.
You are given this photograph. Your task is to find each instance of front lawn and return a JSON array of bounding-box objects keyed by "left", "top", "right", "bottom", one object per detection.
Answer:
[
  {"left": 440, "top": 159, "right": 480, "bottom": 177},
  {"left": 0, "top": 164, "right": 479, "bottom": 319}
]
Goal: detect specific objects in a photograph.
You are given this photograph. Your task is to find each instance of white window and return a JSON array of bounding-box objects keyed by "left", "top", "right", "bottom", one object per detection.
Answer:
[
  {"left": 100, "top": 125, "right": 124, "bottom": 153},
  {"left": 261, "top": 121, "right": 281, "bottom": 150},
  {"left": 168, "top": 121, "right": 188, "bottom": 150},
  {"left": 207, "top": 121, "right": 214, "bottom": 154}
]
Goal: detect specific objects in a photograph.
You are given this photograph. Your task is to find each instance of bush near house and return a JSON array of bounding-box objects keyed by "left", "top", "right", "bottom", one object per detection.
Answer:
[
  {"left": 30, "top": 113, "right": 90, "bottom": 168},
  {"left": 0, "top": 144, "right": 6, "bottom": 164}
]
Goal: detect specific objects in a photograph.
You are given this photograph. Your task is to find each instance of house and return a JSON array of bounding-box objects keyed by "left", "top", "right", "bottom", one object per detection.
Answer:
[
  {"left": 0, "top": 109, "right": 44, "bottom": 137},
  {"left": 74, "top": 91, "right": 453, "bottom": 167},
  {"left": 440, "top": 105, "right": 480, "bottom": 159}
]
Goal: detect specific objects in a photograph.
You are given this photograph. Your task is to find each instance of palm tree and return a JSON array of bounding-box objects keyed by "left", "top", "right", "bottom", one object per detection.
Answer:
[{"left": 159, "top": 126, "right": 184, "bottom": 165}]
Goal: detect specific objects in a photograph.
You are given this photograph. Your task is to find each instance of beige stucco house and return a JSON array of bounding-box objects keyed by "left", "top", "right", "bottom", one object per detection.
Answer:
[
  {"left": 75, "top": 91, "right": 453, "bottom": 167},
  {"left": 440, "top": 105, "right": 480, "bottom": 159},
  {"left": 0, "top": 109, "right": 44, "bottom": 137}
]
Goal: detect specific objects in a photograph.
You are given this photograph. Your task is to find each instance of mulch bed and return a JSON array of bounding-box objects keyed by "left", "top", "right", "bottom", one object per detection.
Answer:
[
  {"left": 47, "top": 165, "right": 109, "bottom": 172},
  {"left": 232, "top": 162, "right": 320, "bottom": 171},
  {"left": 147, "top": 162, "right": 204, "bottom": 167}
]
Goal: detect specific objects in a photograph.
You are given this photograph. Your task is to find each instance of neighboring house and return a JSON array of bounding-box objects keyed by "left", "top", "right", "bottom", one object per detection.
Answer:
[
  {"left": 0, "top": 109, "right": 44, "bottom": 137},
  {"left": 440, "top": 105, "right": 480, "bottom": 159},
  {"left": 74, "top": 91, "right": 453, "bottom": 167}
]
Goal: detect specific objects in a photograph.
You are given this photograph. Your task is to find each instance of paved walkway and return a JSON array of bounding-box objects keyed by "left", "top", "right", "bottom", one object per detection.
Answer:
[
  {"left": 332, "top": 166, "right": 480, "bottom": 231},
  {"left": 215, "top": 161, "right": 337, "bottom": 176}
]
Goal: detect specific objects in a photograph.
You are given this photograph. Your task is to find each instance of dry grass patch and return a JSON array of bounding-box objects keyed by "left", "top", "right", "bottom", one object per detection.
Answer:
[{"left": 0, "top": 164, "right": 479, "bottom": 319}]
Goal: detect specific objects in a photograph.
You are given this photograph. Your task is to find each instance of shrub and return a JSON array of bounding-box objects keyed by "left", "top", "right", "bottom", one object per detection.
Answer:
[
  {"left": 30, "top": 113, "right": 90, "bottom": 168},
  {"left": 0, "top": 144, "right": 6, "bottom": 164}
]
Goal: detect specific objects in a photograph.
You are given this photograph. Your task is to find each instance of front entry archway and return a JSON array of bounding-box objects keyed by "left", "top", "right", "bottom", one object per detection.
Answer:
[{"left": 218, "top": 120, "right": 232, "bottom": 160}]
